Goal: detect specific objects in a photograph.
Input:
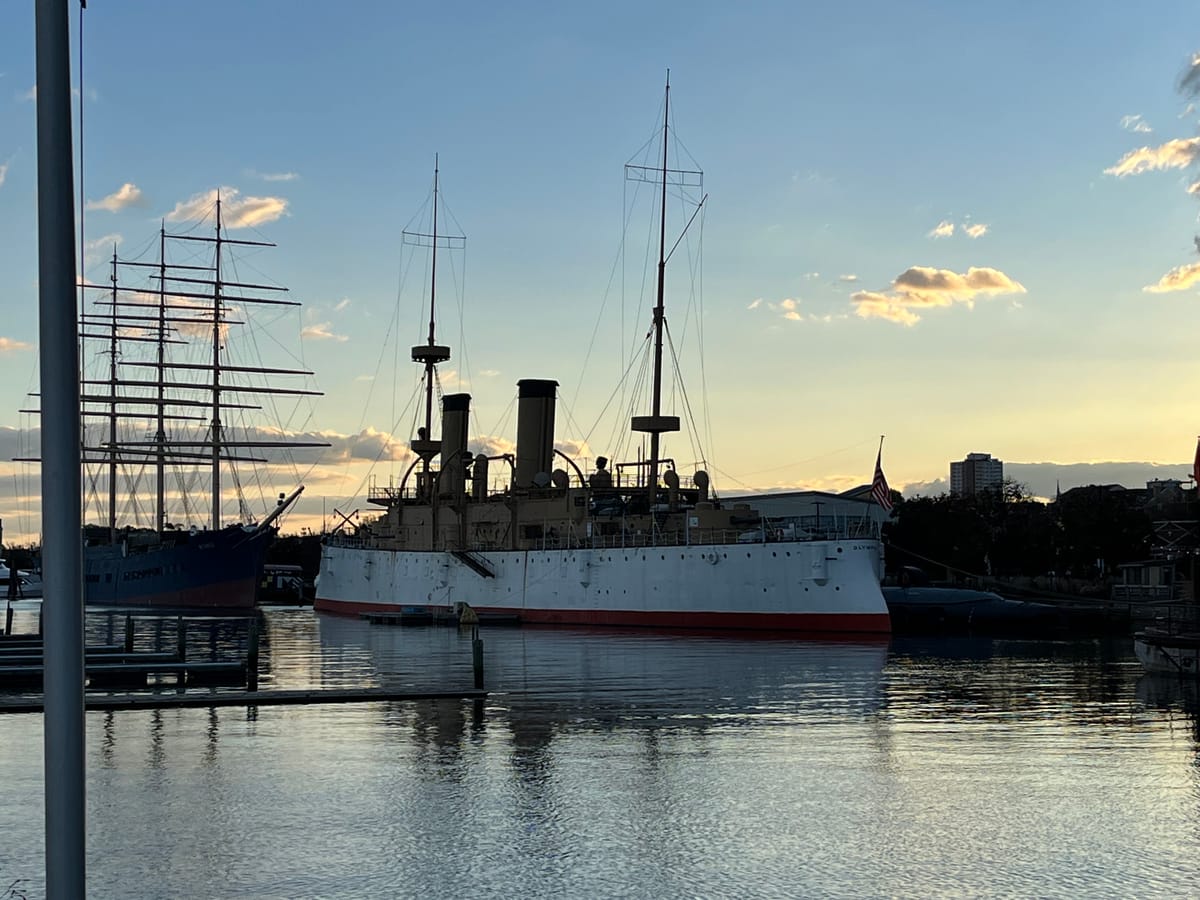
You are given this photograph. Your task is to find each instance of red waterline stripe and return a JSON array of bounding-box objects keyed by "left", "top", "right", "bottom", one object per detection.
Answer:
[{"left": 314, "top": 597, "right": 890, "bottom": 634}]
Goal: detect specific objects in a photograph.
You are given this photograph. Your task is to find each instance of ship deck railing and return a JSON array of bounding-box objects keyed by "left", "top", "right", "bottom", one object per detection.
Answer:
[{"left": 325, "top": 523, "right": 878, "bottom": 552}]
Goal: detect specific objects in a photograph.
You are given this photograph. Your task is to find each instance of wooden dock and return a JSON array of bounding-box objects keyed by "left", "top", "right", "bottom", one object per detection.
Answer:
[
  {"left": 0, "top": 687, "right": 488, "bottom": 714},
  {"left": 0, "top": 660, "right": 248, "bottom": 689}
]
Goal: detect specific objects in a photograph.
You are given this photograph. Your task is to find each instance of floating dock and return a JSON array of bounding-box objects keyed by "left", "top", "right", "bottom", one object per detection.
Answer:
[{"left": 0, "top": 687, "right": 488, "bottom": 714}]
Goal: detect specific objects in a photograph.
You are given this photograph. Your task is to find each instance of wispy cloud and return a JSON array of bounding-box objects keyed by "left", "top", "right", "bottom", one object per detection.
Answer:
[
  {"left": 333, "top": 297, "right": 350, "bottom": 313},
  {"left": 749, "top": 296, "right": 845, "bottom": 325},
  {"left": 928, "top": 220, "right": 955, "bottom": 239},
  {"left": 1120, "top": 114, "right": 1153, "bottom": 134},
  {"left": 852, "top": 265, "right": 1027, "bottom": 326},
  {"left": 20, "top": 85, "right": 35, "bottom": 102},
  {"left": 963, "top": 223, "right": 989, "bottom": 239},
  {"left": 0, "top": 160, "right": 8, "bottom": 189},
  {"left": 791, "top": 170, "right": 835, "bottom": 187},
  {"left": 1180, "top": 52, "right": 1200, "bottom": 98},
  {"left": 0, "top": 337, "right": 32, "bottom": 353},
  {"left": 478, "top": 369, "right": 501, "bottom": 378},
  {"left": 165, "top": 186, "right": 288, "bottom": 229},
  {"left": 1104, "top": 137, "right": 1200, "bottom": 176},
  {"left": 86, "top": 182, "right": 145, "bottom": 212},
  {"left": 246, "top": 169, "right": 300, "bottom": 182},
  {"left": 777, "top": 298, "right": 802, "bottom": 321},
  {"left": 84, "top": 233, "right": 123, "bottom": 264},
  {"left": 354, "top": 374, "right": 375, "bottom": 382},
  {"left": 1144, "top": 261, "right": 1200, "bottom": 293},
  {"left": 838, "top": 274, "right": 859, "bottom": 282},
  {"left": 300, "top": 322, "right": 348, "bottom": 342}
]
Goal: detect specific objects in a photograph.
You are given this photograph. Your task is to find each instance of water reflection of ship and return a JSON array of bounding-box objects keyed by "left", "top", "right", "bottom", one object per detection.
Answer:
[{"left": 315, "top": 614, "right": 888, "bottom": 749}]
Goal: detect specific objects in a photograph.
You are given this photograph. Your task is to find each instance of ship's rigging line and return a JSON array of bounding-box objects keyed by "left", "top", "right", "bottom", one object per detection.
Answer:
[
  {"left": 77, "top": 194, "right": 323, "bottom": 531},
  {"left": 337, "top": 170, "right": 473, "bottom": 508},
  {"left": 566, "top": 98, "right": 711, "bottom": 489},
  {"left": 566, "top": 101, "right": 668, "bottom": 453}
]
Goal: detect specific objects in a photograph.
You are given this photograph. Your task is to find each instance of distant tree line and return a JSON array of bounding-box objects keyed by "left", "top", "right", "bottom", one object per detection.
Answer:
[{"left": 883, "top": 479, "right": 1184, "bottom": 583}]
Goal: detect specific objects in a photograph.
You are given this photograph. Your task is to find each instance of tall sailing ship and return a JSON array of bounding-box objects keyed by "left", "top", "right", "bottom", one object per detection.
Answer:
[
  {"left": 64, "top": 199, "right": 325, "bottom": 609},
  {"left": 315, "top": 82, "right": 890, "bottom": 632}
]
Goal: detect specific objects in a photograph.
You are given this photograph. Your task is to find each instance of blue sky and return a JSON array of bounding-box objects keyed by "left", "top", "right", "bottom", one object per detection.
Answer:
[{"left": 2, "top": 2, "right": 1200, "bottom": 539}]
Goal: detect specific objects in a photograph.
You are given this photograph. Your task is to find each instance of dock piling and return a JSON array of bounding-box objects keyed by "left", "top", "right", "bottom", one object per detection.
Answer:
[
  {"left": 176, "top": 616, "right": 186, "bottom": 662},
  {"left": 472, "top": 626, "right": 484, "bottom": 690},
  {"left": 123, "top": 615, "right": 133, "bottom": 653},
  {"left": 246, "top": 618, "right": 259, "bottom": 692},
  {"left": 4, "top": 602, "right": 12, "bottom": 637}
]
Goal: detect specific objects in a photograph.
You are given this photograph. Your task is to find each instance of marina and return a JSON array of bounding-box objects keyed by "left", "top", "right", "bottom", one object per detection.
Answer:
[
  {"left": 0, "top": 603, "right": 1197, "bottom": 897},
  {"left": 4, "top": 5, "right": 1200, "bottom": 898}
]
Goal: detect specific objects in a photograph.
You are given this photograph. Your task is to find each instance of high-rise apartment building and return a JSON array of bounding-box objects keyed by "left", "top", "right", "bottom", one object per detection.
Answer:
[{"left": 950, "top": 452, "right": 1004, "bottom": 496}]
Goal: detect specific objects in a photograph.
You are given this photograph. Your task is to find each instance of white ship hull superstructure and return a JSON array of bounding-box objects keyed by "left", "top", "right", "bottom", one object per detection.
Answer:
[{"left": 317, "top": 537, "right": 887, "bottom": 632}]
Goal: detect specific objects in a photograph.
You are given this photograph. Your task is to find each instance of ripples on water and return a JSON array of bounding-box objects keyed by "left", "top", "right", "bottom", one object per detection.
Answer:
[{"left": 0, "top": 604, "right": 1197, "bottom": 898}]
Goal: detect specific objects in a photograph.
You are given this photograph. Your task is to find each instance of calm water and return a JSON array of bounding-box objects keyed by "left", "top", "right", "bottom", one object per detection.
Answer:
[{"left": 0, "top": 604, "right": 1198, "bottom": 898}]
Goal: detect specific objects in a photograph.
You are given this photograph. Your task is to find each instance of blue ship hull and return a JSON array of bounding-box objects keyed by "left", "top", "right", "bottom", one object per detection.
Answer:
[{"left": 84, "top": 525, "right": 271, "bottom": 610}]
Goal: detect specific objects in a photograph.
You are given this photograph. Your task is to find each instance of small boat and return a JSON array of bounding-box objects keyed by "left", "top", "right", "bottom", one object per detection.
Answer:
[
  {"left": 0, "top": 562, "right": 42, "bottom": 600},
  {"left": 883, "top": 567, "right": 1068, "bottom": 634},
  {"left": 883, "top": 585, "right": 1067, "bottom": 632},
  {"left": 1134, "top": 626, "right": 1200, "bottom": 676}
]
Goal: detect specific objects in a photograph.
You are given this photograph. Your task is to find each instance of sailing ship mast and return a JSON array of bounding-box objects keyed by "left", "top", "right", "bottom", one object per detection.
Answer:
[
  {"left": 78, "top": 201, "right": 328, "bottom": 536},
  {"left": 155, "top": 221, "right": 167, "bottom": 532},
  {"left": 106, "top": 246, "right": 119, "bottom": 543},
  {"left": 211, "top": 196, "right": 225, "bottom": 530}
]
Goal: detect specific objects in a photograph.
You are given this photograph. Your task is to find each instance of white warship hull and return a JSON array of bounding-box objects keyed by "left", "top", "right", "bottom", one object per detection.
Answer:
[{"left": 315, "top": 538, "right": 890, "bottom": 633}]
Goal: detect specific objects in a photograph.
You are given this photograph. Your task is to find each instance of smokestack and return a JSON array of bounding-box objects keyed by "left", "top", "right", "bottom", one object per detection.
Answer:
[
  {"left": 472, "top": 453, "right": 489, "bottom": 501},
  {"left": 440, "top": 393, "right": 470, "bottom": 497},
  {"left": 514, "top": 379, "right": 557, "bottom": 489}
]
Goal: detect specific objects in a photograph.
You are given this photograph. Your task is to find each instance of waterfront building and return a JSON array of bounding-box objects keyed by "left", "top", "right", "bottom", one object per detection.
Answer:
[{"left": 950, "top": 452, "right": 1004, "bottom": 496}]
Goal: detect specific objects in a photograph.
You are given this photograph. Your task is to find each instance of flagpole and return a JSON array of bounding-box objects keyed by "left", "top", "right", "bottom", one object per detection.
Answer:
[{"left": 36, "top": 0, "right": 87, "bottom": 896}]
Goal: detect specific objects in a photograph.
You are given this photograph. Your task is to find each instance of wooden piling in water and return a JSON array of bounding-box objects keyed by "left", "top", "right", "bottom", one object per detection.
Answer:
[
  {"left": 472, "top": 626, "right": 484, "bottom": 690},
  {"left": 123, "top": 615, "right": 133, "bottom": 653},
  {"left": 4, "top": 602, "right": 12, "bottom": 637},
  {"left": 246, "top": 618, "right": 259, "bottom": 692},
  {"left": 176, "top": 616, "right": 186, "bottom": 662}
]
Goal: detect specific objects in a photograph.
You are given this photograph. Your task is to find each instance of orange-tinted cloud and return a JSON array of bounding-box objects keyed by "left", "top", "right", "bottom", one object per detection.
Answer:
[
  {"left": 1144, "top": 261, "right": 1200, "bottom": 293},
  {"left": 1105, "top": 137, "right": 1200, "bottom": 176},
  {"left": 852, "top": 266, "right": 1026, "bottom": 326}
]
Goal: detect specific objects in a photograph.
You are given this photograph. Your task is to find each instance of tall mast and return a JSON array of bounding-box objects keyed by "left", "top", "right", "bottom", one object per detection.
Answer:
[
  {"left": 107, "top": 246, "right": 118, "bottom": 542},
  {"left": 648, "top": 74, "right": 670, "bottom": 507},
  {"left": 408, "top": 156, "right": 453, "bottom": 486},
  {"left": 155, "top": 221, "right": 167, "bottom": 533},
  {"left": 630, "top": 72, "right": 682, "bottom": 509},
  {"left": 211, "top": 196, "right": 223, "bottom": 530},
  {"left": 424, "top": 155, "right": 440, "bottom": 482}
]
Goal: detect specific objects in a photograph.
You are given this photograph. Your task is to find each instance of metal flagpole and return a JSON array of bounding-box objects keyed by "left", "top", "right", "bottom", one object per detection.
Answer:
[{"left": 35, "top": 0, "right": 87, "bottom": 896}]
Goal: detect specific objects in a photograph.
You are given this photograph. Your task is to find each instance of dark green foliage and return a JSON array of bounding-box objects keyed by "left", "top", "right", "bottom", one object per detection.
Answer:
[
  {"left": 887, "top": 480, "right": 1162, "bottom": 581},
  {"left": 266, "top": 533, "right": 324, "bottom": 581}
]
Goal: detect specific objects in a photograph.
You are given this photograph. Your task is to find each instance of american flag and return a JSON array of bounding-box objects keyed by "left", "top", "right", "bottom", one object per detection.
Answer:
[{"left": 871, "top": 445, "right": 893, "bottom": 511}]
